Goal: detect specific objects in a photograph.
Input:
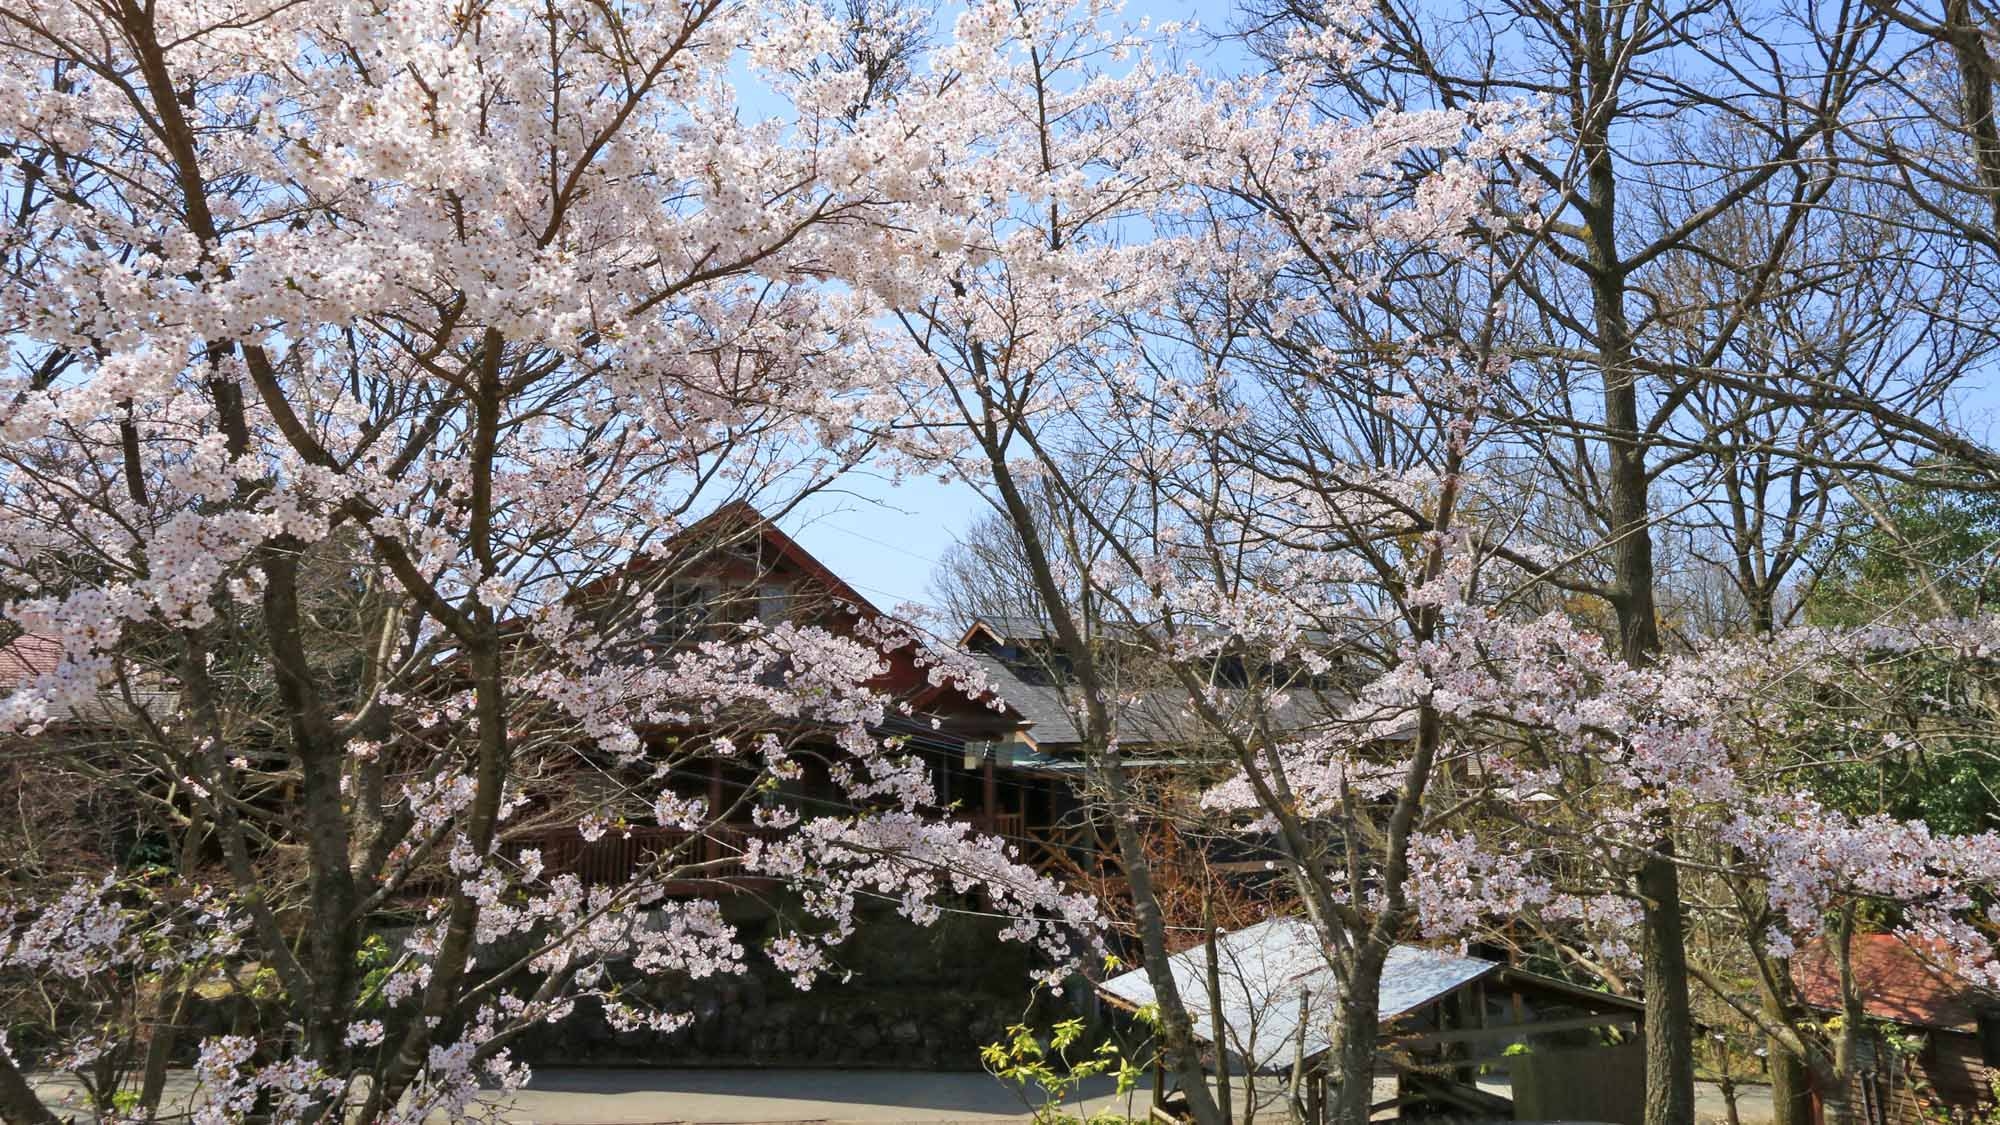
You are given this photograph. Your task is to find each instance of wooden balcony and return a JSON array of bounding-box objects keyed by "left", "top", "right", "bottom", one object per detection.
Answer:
[
  {"left": 959, "top": 811, "right": 1025, "bottom": 841},
  {"left": 513, "top": 812, "right": 1047, "bottom": 892},
  {"left": 514, "top": 823, "right": 782, "bottom": 891}
]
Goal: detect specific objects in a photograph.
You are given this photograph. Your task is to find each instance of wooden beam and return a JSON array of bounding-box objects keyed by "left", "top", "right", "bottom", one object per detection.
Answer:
[
  {"left": 706, "top": 759, "right": 724, "bottom": 863},
  {"left": 1388, "top": 1010, "right": 1640, "bottom": 1049},
  {"left": 1492, "top": 966, "right": 1646, "bottom": 1012}
]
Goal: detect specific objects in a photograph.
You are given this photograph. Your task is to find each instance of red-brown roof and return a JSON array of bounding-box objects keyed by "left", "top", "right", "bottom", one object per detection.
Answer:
[
  {"left": 564, "top": 501, "right": 883, "bottom": 617},
  {"left": 0, "top": 633, "right": 61, "bottom": 690},
  {"left": 1794, "top": 933, "right": 1990, "bottom": 1033}
]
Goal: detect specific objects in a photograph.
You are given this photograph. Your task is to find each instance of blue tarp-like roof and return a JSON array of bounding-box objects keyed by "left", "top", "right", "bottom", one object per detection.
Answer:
[{"left": 1096, "top": 918, "right": 1499, "bottom": 1073}]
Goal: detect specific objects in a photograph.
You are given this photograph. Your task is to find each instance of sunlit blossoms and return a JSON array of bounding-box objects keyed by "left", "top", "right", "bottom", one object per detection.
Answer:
[
  {"left": 0, "top": 0, "right": 1237, "bottom": 1118},
  {"left": 4, "top": 0, "right": 1999, "bottom": 1123}
]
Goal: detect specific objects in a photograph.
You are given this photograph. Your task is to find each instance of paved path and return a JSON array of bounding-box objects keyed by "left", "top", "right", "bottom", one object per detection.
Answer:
[
  {"left": 31, "top": 1068, "right": 1141, "bottom": 1124},
  {"left": 494, "top": 1070, "right": 1774, "bottom": 1124},
  {"left": 1474, "top": 1075, "right": 1773, "bottom": 1125},
  {"left": 37, "top": 1067, "right": 1772, "bottom": 1123},
  {"left": 486, "top": 1069, "right": 1139, "bottom": 1124}
]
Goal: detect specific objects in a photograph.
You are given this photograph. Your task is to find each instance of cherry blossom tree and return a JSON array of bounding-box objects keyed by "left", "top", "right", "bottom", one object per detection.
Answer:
[
  {"left": 0, "top": 1, "right": 1134, "bottom": 1119},
  {"left": 8, "top": 4, "right": 1999, "bottom": 1125},
  {"left": 880, "top": 6, "right": 1559, "bottom": 1119},
  {"left": 1219, "top": 2, "right": 2000, "bottom": 1121},
  {"left": 895, "top": 8, "right": 2000, "bottom": 1125}
]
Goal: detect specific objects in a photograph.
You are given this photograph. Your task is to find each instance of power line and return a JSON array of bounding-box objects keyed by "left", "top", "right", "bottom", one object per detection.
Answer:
[{"left": 817, "top": 521, "right": 947, "bottom": 568}]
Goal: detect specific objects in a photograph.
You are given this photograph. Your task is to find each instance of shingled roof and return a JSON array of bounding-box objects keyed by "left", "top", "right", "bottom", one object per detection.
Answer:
[
  {"left": 967, "top": 647, "right": 1344, "bottom": 755},
  {"left": 965, "top": 651, "right": 1201, "bottom": 749},
  {"left": 1, "top": 633, "right": 177, "bottom": 729},
  {"left": 1794, "top": 933, "right": 1995, "bottom": 1034},
  {"left": 0, "top": 633, "right": 61, "bottom": 689}
]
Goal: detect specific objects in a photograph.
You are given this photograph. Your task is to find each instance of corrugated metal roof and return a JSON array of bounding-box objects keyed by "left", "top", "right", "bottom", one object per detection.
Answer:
[
  {"left": 1097, "top": 918, "right": 1499, "bottom": 1073},
  {"left": 972, "top": 652, "right": 1349, "bottom": 754}
]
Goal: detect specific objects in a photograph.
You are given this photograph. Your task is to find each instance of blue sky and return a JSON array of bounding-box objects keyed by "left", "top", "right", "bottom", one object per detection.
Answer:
[
  {"left": 779, "top": 0, "right": 1243, "bottom": 614},
  {"left": 782, "top": 475, "right": 978, "bottom": 615},
  {"left": 776, "top": 0, "right": 2000, "bottom": 616}
]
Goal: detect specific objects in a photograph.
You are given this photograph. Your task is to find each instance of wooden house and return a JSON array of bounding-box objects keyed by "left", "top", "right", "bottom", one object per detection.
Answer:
[
  {"left": 1794, "top": 933, "right": 2000, "bottom": 1125},
  {"left": 504, "top": 504, "right": 1033, "bottom": 891}
]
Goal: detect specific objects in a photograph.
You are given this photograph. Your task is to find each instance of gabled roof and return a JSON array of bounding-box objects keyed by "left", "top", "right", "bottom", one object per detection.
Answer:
[
  {"left": 1794, "top": 933, "right": 1995, "bottom": 1034},
  {"left": 965, "top": 652, "right": 1188, "bottom": 748},
  {"left": 966, "top": 651, "right": 1349, "bottom": 754},
  {"left": 961, "top": 616, "right": 1063, "bottom": 646},
  {"left": 571, "top": 501, "right": 883, "bottom": 618},
  {"left": 959, "top": 615, "right": 1363, "bottom": 755},
  {"left": 1097, "top": 918, "right": 1501, "bottom": 1072},
  {"left": 553, "top": 504, "right": 1014, "bottom": 721}
]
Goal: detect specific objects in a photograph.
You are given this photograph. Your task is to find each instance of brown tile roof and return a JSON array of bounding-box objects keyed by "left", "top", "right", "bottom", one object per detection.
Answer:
[
  {"left": 1794, "top": 932, "right": 1991, "bottom": 1033},
  {"left": 0, "top": 633, "right": 177, "bottom": 728},
  {"left": 0, "top": 633, "right": 62, "bottom": 690}
]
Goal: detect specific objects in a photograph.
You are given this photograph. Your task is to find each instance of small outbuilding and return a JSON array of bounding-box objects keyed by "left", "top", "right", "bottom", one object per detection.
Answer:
[
  {"left": 1095, "top": 918, "right": 1647, "bottom": 1123},
  {"left": 1794, "top": 933, "right": 2000, "bottom": 1125}
]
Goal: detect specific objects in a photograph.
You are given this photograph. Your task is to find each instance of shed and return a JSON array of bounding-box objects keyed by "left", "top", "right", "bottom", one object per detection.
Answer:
[
  {"left": 1095, "top": 918, "right": 1647, "bottom": 1123},
  {"left": 1794, "top": 933, "right": 2000, "bottom": 1125}
]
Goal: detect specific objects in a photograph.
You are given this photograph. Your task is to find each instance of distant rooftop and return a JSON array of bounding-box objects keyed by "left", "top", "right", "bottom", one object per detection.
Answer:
[
  {"left": 1, "top": 633, "right": 177, "bottom": 729},
  {"left": 1795, "top": 932, "right": 1997, "bottom": 1034},
  {"left": 1097, "top": 918, "right": 1501, "bottom": 1073},
  {"left": 0, "top": 633, "right": 61, "bottom": 689}
]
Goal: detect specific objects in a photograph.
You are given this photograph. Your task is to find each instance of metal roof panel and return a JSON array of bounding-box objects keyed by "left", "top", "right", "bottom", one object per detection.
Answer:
[{"left": 1097, "top": 918, "right": 1498, "bottom": 1073}]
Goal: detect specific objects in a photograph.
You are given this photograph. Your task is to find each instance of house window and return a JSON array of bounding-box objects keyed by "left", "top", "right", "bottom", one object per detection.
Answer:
[
  {"left": 660, "top": 581, "right": 714, "bottom": 637},
  {"left": 756, "top": 583, "right": 790, "bottom": 624}
]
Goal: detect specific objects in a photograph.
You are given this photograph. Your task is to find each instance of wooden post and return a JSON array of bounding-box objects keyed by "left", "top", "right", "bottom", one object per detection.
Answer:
[
  {"left": 1205, "top": 909, "right": 1232, "bottom": 1125},
  {"left": 1454, "top": 983, "right": 1482, "bottom": 1085},
  {"left": 982, "top": 753, "right": 997, "bottom": 828},
  {"left": 707, "top": 759, "right": 724, "bottom": 863},
  {"left": 1287, "top": 990, "right": 1312, "bottom": 1124}
]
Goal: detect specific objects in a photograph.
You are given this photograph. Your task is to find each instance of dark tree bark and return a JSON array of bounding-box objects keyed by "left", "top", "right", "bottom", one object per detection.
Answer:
[
  {"left": 0, "top": 1055, "right": 57, "bottom": 1125},
  {"left": 1766, "top": 984, "right": 1815, "bottom": 1125}
]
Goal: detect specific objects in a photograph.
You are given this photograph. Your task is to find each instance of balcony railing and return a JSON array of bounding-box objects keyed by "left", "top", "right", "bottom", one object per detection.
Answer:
[
  {"left": 514, "top": 812, "right": 1047, "bottom": 891},
  {"left": 958, "top": 811, "right": 1025, "bottom": 841},
  {"left": 514, "top": 823, "right": 782, "bottom": 889}
]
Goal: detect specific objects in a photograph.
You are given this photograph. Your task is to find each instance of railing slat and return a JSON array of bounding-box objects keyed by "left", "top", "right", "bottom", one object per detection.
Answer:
[{"left": 509, "top": 814, "right": 1071, "bottom": 889}]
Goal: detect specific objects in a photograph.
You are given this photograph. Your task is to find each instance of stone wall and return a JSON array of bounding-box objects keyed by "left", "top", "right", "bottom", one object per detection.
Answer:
[
  {"left": 156, "top": 901, "right": 1070, "bottom": 1071},
  {"left": 512, "top": 905, "right": 1066, "bottom": 1070}
]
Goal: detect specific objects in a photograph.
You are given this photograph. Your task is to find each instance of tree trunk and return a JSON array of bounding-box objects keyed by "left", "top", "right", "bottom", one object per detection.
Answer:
[
  {"left": 1766, "top": 984, "right": 1815, "bottom": 1125},
  {"left": 1321, "top": 950, "right": 1385, "bottom": 1125},
  {"left": 140, "top": 809, "right": 208, "bottom": 1113},
  {"left": 1207, "top": 919, "right": 1234, "bottom": 1125},
  {"left": 969, "top": 369, "right": 1228, "bottom": 1125},
  {"left": 1639, "top": 835, "right": 1697, "bottom": 1125},
  {"left": 1825, "top": 910, "right": 1867, "bottom": 1125},
  {"left": 0, "top": 1056, "right": 57, "bottom": 1125},
  {"left": 262, "top": 540, "right": 362, "bottom": 1072},
  {"left": 1579, "top": 5, "right": 1692, "bottom": 1117},
  {"left": 1103, "top": 761, "right": 1228, "bottom": 1125}
]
